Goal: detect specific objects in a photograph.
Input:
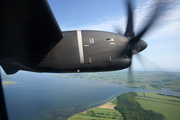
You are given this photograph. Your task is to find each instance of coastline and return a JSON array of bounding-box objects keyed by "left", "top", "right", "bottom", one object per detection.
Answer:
[
  {"left": 2, "top": 81, "right": 16, "bottom": 86},
  {"left": 68, "top": 97, "right": 117, "bottom": 120}
]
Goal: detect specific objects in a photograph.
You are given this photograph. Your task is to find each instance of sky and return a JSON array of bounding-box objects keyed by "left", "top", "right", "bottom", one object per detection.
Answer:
[{"left": 46, "top": 0, "right": 180, "bottom": 72}]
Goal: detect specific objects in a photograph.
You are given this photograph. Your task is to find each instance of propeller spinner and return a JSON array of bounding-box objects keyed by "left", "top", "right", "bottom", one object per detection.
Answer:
[{"left": 116, "top": 0, "right": 162, "bottom": 85}]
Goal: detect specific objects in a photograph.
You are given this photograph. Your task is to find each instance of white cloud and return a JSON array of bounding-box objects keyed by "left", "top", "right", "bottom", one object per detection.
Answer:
[
  {"left": 134, "top": 0, "right": 180, "bottom": 39},
  {"left": 174, "top": 40, "right": 180, "bottom": 43},
  {"left": 62, "top": 0, "right": 180, "bottom": 40},
  {"left": 147, "top": 45, "right": 167, "bottom": 51}
]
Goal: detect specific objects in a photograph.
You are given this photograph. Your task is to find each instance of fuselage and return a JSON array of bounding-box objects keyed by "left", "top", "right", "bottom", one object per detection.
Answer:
[{"left": 37, "top": 30, "right": 131, "bottom": 73}]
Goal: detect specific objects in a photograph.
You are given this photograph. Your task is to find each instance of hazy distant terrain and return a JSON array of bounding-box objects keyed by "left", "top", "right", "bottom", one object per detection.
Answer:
[
  {"left": 53, "top": 72, "right": 180, "bottom": 91},
  {"left": 2, "top": 76, "right": 16, "bottom": 86},
  {"left": 2, "top": 81, "right": 16, "bottom": 86}
]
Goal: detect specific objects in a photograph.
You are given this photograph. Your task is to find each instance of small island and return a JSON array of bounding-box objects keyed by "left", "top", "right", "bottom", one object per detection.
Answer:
[
  {"left": 98, "top": 83, "right": 107, "bottom": 86},
  {"left": 2, "top": 81, "right": 16, "bottom": 86},
  {"left": 1, "top": 76, "right": 16, "bottom": 86}
]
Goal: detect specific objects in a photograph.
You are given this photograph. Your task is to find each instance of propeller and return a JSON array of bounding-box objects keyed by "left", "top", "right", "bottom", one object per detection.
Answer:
[{"left": 116, "top": 0, "right": 162, "bottom": 86}]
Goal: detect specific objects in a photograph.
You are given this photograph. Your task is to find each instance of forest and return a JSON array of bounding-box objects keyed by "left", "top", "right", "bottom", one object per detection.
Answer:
[{"left": 115, "top": 92, "right": 164, "bottom": 120}]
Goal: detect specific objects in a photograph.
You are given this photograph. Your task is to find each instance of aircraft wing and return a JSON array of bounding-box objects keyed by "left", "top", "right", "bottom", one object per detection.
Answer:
[{"left": 1, "top": 0, "right": 63, "bottom": 74}]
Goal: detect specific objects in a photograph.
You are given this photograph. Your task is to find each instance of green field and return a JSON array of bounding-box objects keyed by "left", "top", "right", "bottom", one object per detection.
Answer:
[
  {"left": 70, "top": 108, "right": 124, "bottom": 120},
  {"left": 135, "top": 92, "right": 180, "bottom": 120},
  {"left": 110, "top": 99, "right": 118, "bottom": 105},
  {"left": 115, "top": 92, "right": 164, "bottom": 120},
  {"left": 52, "top": 72, "right": 180, "bottom": 91},
  {"left": 171, "top": 88, "right": 180, "bottom": 92},
  {"left": 98, "top": 83, "right": 106, "bottom": 86},
  {"left": 69, "top": 98, "right": 124, "bottom": 120}
]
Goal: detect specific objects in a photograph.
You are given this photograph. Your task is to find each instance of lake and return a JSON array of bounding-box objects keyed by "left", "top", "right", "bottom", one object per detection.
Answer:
[{"left": 2, "top": 71, "right": 180, "bottom": 120}]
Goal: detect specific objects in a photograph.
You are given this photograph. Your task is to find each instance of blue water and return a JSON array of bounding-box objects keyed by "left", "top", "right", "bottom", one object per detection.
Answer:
[{"left": 2, "top": 71, "right": 180, "bottom": 120}]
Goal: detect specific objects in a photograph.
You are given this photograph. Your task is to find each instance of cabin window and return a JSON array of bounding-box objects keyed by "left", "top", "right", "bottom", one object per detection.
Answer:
[
  {"left": 89, "top": 38, "right": 94, "bottom": 44},
  {"left": 107, "top": 38, "right": 114, "bottom": 41}
]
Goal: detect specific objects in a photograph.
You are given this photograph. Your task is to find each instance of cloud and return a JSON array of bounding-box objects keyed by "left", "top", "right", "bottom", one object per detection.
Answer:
[
  {"left": 62, "top": 0, "right": 180, "bottom": 41},
  {"left": 134, "top": 0, "right": 180, "bottom": 39},
  {"left": 147, "top": 45, "right": 167, "bottom": 51},
  {"left": 62, "top": 14, "right": 126, "bottom": 32},
  {"left": 174, "top": 40, "right": 180, "bottom": 43}
]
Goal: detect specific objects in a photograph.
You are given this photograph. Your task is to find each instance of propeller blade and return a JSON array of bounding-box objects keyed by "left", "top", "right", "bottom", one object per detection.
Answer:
[
  {"left": 130, "top": 1, "right": 162, "bottom": 44},
  {"left": 114, "top": 27, "right": 124, "bottom": 36},
  {"left": 124, "top": 0, "right": 134, "bottom": 37},
  {"left": 136, "top": 53, "right": 147, "bottom": 71},
  {"left": 123, "top": 0, "right": 169, "bottom": 86},
  {"left": 137, "top": 54, "right": 163, "bottom": 71},
  {"left": 127, "top": 43, "right": 133, "bottom": 59},
  {"left": 128, "top": 64, "right": 134, "bottom": 87}
]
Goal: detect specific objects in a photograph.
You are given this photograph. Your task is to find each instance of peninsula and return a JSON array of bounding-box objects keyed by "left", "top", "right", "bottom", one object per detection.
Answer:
[
  {"left": 2, "top": 81, "right": 16, "bottom": 86},
  {"left": 69, "top": 92, "right": 180, "bottom": 120}
]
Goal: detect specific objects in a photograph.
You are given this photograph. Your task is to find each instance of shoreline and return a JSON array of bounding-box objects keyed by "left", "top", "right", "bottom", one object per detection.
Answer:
[
  {"left": 2, "top": 81, "right": 16, "bottom": 86},
  {"left": 68, "top": 97, "right": 117, "bottom": 120}
]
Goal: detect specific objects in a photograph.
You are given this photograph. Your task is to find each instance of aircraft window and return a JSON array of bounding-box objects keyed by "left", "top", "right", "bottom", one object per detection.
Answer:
[
  {"left": 89, "top": 38, "right": 94, "bottom": 44},
  {"left": 107, "top": 38, "right": 114, "bottom": 41}
]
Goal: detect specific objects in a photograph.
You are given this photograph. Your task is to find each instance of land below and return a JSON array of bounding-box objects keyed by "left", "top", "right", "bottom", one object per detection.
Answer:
[
  {"left": 2, "top": 81, "right": 16, "bottom": 86},
  {"left": 54, "top": 72, "right": 180, "bottom": 119},
  {"left": 70, "top": 92, "right": 180, "bottom": 120},
  {"left": 52, "top": 71, "right": 180, "bottom": 91},
  {"left": 2, "top": 76, "right": 16, "bottom": 86}
]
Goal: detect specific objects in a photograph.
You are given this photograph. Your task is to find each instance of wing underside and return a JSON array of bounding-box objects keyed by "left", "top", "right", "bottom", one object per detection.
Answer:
[{"left": 1, "top": 0, "right": 63, "bottom": 74}]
